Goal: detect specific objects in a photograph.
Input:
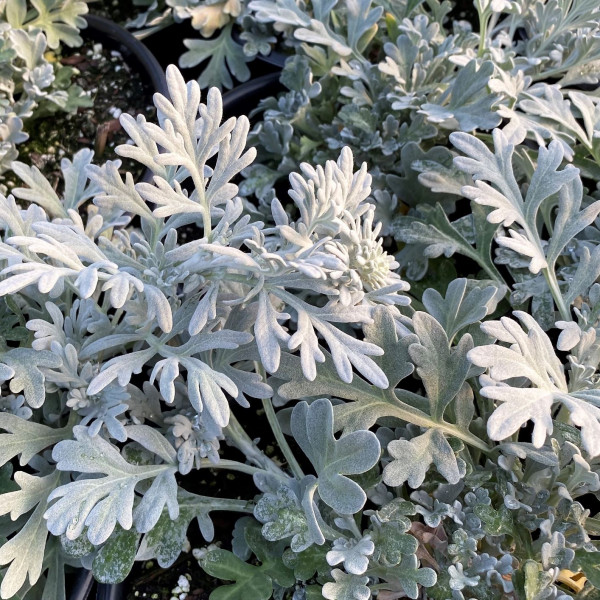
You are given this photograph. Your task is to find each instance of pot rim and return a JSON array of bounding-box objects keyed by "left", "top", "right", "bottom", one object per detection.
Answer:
[
  {"left": 83, "top": 13, "right": 168, "bottom": 97},
  {"left": 222, "top": 71, "right": 283, "bottom": 120}
]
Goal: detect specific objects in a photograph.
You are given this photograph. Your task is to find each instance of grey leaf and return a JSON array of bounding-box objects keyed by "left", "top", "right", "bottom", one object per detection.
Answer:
[{"left": 291, "top": 399, "right": 380, "bottom": 514}]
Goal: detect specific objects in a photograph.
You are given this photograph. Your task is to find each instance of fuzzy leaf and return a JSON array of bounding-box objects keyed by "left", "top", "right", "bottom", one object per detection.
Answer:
[
  {"left": 0, "top": 471, "right": 58, "bottom": 599},
  {"left": 420, "top": 61, "right": 501, "bottom": 131},
  {"left": 198, "top": 548, "right": 273, "bottom": 600},
  {"left": 372, "top": 522, "right": 418, "bottom": 566},
  {"left": 27, "top": 0, "right": 88, "bottom": 48},
  {"left": 383, "top": 429, "right": 461, "bottom": 488},
  {"left": 45, "top": 426, "right": 178, "bottom": 545},
  {"left": 179, "top": 25, "right": 250, "bottom": 90},
  {"left": 92, "top": 526, "right": 139, "bottom": 584},
  {"left": 141, "top": 490, "right": 226, "bottom": 568},
  {"left": 474, "top": 505, "right": 514, "bottom": 536},
  {"left": 574, "top": 549, "right": 600, "bottom": 588},
  {"left": 409, "top": 312, "right": 473, "bottom": 421},
  {"left": 282, "top": 545, "right": 329, "bottom": 581},
  {"left": 243, "top": 521, "right": 295, "bottom": 588},
  {"left": 387, "top": 144, "right": 460, "bottom": 208},
  {"left": 0, "top": 413, "right": 73, "bottom": 468},
  {"left": 345, "top": 0, "right": 382, "bottom": 52},
  {"left": 383, "top": 554, "right": 437, "bottom": 600},
  {"left": 422, "top": 279, "right": 503, "bottom": 341},
  {"left": 363, "top": 307, "right": 414, "bottom": 389},
  {"left": 291, "top": 399, "right": 380, "bottom": 515},
  {"left": 563, "top": 245, "right": 600, "bottom": 306},
  {"left": 452, "top": 129, "right": 600, "bottom": 278},
  {"left": 254, "top": 484, "right": 314, "bottom": 553},
  {"left": 10, "top": 162, "right": 65, "bottom": 217},
  {"left": 393, "top": 203, "right": 501, "bottom": 282},
  {"left": 470, "top": 312, "right": 600, "bottom": 456},
  {"left": 322, "top": 569, "right": 370, "bottom": 600},
  {"left": 0, "top": 348, "right": 62, "bottom": 408},
  {"left": 87, "top": 348, "right": 157, "bottom": 396}
]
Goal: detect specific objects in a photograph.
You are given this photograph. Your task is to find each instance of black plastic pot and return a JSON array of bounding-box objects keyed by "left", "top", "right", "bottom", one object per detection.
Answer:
[
  {"left": 97, "top": 582, "right": 125, "bottom": 600},
  {"left": 83, "top": 14, "right": 168, "bottom": 97},
  {"left": 68, "top": 567, "right": 124, "bottom": 600},
  {"left": 81, "top": 13, "right": 167, "bottom": 185},
  {"left": 69, "top": 569, "right": 94, "bottom": 600},
  {"left": 222, "top": 71, "right": 284, "bottom": 121}
]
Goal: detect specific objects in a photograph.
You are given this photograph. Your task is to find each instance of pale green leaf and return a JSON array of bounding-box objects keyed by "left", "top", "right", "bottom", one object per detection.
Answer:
[
  {"left": 383, "top": 429, "right": 461, "bottom": 488},
  {"left": 92, "top": 527, "right": 139, "bottom": 584},
  {"left": 291, "top": 399, "right": 380, "bottom": 515},
  {"left": 409, "top": 311, "right": 473, "bottom": 421}
]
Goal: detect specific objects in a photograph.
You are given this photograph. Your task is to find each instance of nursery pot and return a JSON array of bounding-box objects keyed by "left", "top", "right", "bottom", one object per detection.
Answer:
[
  {"left": 78, "top": 13, "right": 168, "bottom": 187},
  {"left": 221, "top": 71, "right": 284, "bottom": 121},
  {"left": 83, "top": 14, "right": 168, "bottom": 97},
  {"left": 68, "top": 566, "right": 125, "bottom": 600}
]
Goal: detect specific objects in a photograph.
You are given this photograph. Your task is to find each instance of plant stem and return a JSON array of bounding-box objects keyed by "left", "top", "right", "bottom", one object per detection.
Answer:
[
  {"left": 389, "top": 392, "right": 492, "bottom": 453},
  {"left": 463, "top": 246, "right": 507, "bottom": 288},
  {"left": 543, "top": 267, "right": 571, "bottom": 321},
  {"left": 198, "top": 458, "right": 266, "bottom": 478},
  {"left": 262, "top": 396, "right": 305, "bottom": 478},
  {"left": 181, "top": 492, "right": 255, "bottom": 516},
  {"left": 524, "top": 217, "right": 571, "bottom": 322},
  {"left": 255, "top": 362, "right": 305, "bottom": 480},
  {"left": 190, "top": 169, "right": 212, "bottom": 240},
  {"left": 477, "top": 5, "right": 490, "bottom": 57},
  {"left": 225, "top": 412, "right": 288, "bottom": 478},
  {"left": 324, "top": 380, "right": 492, "bottom": 453},
  {"left": 382, "top": 389, "right": 491, "bottom": 452}
]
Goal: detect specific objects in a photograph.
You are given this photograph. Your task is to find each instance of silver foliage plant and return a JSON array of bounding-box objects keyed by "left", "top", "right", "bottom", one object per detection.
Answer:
[
  {"left": 238, "top": 0, "right": 600, "bottom": 299},
  {"left": 0, "top": 64, "right": 409, "bottom": 598},
  {"left": 0, "top": 64, "right": 600, "bottom": 600}
]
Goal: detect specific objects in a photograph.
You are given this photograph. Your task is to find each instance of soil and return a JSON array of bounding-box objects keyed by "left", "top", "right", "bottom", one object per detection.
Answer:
[
  {"left": 4, "top": 38, "right": 156, "bottom": 192},
  {"left": 125, "top": 555, "right": 217, "bottom": 600}
]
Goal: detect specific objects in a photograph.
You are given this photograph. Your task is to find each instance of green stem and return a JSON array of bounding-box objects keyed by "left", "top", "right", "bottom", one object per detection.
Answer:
[
  {"left": 189, "top": 169, "right": 212, "bottom": 240},
  {"left": 396, "top": 407, "right": 491, "bottom": 453},
  {"left": 478, "top": 22, "right": 487, "bottom": 56},
  {"left": 198, "top": 458, "right": 266, "bottom": 478},
  {"left": 301, "top": 479, "right": 343, "bottom": 542},
  {"left": 186, "top": 496, "right": 255, "bottom": 515},
  {"left": 477, "top": 7, "right": 490, "bottom": 57},
  {"left": 385, "top": 389, "right": 491, "bottom": 453},
  {"left": 462, "top": 246, "right": 508, "bottom": 289},
  {"left": 543, "top": 266, "right": 571, "bottom": 322},
  {"left": 260, "top": 403, "right": 305, "bottom": 475},
  {"left": 148, "top": 218, "right": 162, "bottom": 249},
  {"left": 522, "top": 216, "right": 571, "bottom": 322},
  {"left": 324, "top": 380, "right": 492, "bottom": 453},
  {"left": 225, "top": 412, "right": 288, "bottom": 478},
  {"left": 254, "top": 363, "right": 305, "bottom": 480}
]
